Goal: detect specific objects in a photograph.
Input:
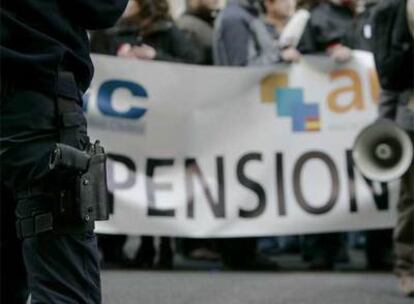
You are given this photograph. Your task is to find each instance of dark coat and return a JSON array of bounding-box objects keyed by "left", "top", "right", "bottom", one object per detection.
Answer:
[
  {"left": 298, "top": 2, "right": 354, "bottom": 54},
  {"left": 348, "top": 4, "right": 378, "bottom": 51},
  {"left": 177, "top": 9, "right": 217, "bottom": 65},
  {"left": 374, "top": 0, "right": 414, "bottom": 131},
  {"left": 91, "top": 21, "right": 203, "bottom": 64}
]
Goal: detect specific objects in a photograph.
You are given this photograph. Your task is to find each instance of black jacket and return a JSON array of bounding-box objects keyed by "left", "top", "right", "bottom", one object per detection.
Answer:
[
  {"left": 91, "top": 21, "right": 203, "bottom": 64},
  {"left": 298, "top": 2, "right": 354, "bottom": 54},
  {"left": 0, "top": 0, "right": 128, "bottom": 94},
  {"left": 177, "top": 9, "right": 218, "bottom": 65},
  {"left": 371, "top": 0, "right": 413, "bottom": 91},
  {"left": 348, "top": 4, "right": 378, "bottom": 51}
]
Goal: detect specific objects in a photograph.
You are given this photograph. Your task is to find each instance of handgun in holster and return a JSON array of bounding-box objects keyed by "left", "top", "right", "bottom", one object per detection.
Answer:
[{"left": 49, "top": 141, "right": 110, "bottom": 222}]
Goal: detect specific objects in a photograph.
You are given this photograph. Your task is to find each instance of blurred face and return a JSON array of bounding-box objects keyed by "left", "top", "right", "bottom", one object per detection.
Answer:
[
  {"left": 122, "top": 0, "right": 140, "bottom": 19},
  {"left": 265, "top": 0, "right": 295, "bottom": 19}
]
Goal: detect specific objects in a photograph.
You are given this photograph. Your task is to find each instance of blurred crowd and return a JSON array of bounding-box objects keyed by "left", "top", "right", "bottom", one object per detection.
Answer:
[{"left": 91, "top": 0, "right": 401, "bottom": 277}]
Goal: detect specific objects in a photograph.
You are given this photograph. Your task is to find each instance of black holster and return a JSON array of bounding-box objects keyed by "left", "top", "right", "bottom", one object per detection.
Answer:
[{"left": 50, "top": 141, "right": 110, "bottom": 222}]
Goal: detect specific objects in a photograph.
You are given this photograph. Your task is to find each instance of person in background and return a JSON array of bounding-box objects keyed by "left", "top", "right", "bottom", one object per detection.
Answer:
[
  {"left": 348, "top": 0, "right": 378, "bottom": 51},
  {"left": 177, "top": 0, "right": 221, "bottom": 65},
  {"left": 396, "top": 0, "right": 414, "bottom": 296},
  {"left": 258, "top": 0, "right": 302, "bottom": 257},
  {"left": 175, "top": 0, "right": 222, "bottom": 262},
  {"left": 264, "top": 0, "right": 295, "bottom": 39},
  {"left": 92, "top": 0, "right": 202, "bottom": 63},
  {"left": 277, "top": 0, "right": 315, "bottom": 49},
  {"left": 348, "top": 0, "right": 394, "bottom": 271},
  {"left": 213, "top": 0, "right": 281, "bottom": 270},
  {"left": 214, "top": 0, "right": 281, "bottom": 67},
  {"left": 90, "top": 1, "right": 141, "bottom": 269},
  {"left": 263, "top": 0, "right": 302, "bottom": 62},
  {"left": 298, "top": 0, "right": 356, "bottom": 63},
  {"left": 91, "top": 0, "right": 202, "bottom": 270},
  {"left": 296, "top": 0, "right": 358, "bottom": 270},
  {"left": 370, "top": 0, "right": 414, "bottom": 296}
]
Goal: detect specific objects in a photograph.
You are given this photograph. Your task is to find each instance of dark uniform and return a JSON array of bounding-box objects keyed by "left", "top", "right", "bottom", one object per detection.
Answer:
[
  {"left": 0, "top": 0, "right": 127, "bottom": 302},
  {"left": 91, "top": 21, "right": 203, "bottom": 63}
]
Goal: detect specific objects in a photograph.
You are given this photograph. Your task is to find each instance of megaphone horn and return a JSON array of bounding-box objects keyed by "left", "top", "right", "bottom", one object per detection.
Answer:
[{"left": 352, "top": 121, "right": 413, "bottom": 182}]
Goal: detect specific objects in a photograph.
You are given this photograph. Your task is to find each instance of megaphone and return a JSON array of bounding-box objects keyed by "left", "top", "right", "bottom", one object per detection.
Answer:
[{"left": 352, "top": 121, "right": 413, "bottom": 182}]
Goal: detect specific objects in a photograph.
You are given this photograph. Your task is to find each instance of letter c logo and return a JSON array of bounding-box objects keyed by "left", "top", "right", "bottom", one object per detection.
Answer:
[{"left": 98, "top": 80, "right": 148, "bottom": 120}]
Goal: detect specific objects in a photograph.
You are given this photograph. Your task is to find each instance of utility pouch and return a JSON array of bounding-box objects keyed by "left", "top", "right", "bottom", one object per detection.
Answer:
[{"left": 49, "top": 141, "right": 110, "bottom": 222}]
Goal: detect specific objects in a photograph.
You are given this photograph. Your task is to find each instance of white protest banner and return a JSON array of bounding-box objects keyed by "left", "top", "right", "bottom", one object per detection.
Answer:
[{"left": 86, "top": 51, "right": 398, "bottom": 237}]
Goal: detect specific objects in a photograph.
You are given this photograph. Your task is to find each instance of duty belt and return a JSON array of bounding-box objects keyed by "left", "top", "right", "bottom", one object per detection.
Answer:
[
  {"left": 16, "top": 213, "right": 93, "bottom": 239},
  {"left": 16, "top": 213, "right": 54, "bottom": 239}
]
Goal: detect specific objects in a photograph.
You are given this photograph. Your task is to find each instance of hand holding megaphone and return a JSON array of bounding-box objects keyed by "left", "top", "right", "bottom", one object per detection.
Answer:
[{"left": 352, "top": 120, "right": 414, "bottom": 182}]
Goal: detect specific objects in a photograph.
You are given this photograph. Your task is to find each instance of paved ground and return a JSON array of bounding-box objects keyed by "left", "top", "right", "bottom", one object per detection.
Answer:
[
  {"left": 102, "top": 270, "right": 411, "bottom": 304},
  {"left": 102, "top": 242, "right": 410, "bottom": 304}
]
